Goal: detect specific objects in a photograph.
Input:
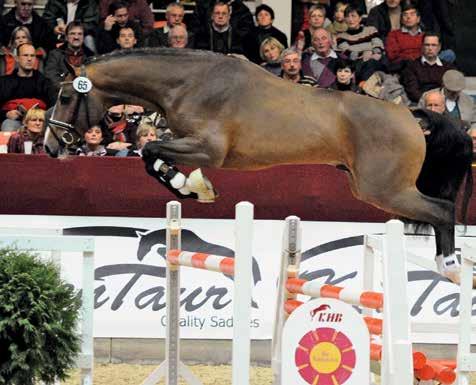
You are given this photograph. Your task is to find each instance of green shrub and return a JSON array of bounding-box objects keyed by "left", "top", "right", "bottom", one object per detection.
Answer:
[{"left": 0, "top": 248, "right": 81, "bottom": 385}]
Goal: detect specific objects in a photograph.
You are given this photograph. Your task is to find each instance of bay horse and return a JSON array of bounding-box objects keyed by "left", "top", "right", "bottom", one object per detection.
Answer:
[{"left": 44, "top": 48, "right": 473, "bottom": 284}]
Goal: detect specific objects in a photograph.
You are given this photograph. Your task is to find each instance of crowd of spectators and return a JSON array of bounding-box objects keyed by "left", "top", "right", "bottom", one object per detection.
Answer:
[{"left": 0, "top": 0, "right": 475, "bottom": 157}]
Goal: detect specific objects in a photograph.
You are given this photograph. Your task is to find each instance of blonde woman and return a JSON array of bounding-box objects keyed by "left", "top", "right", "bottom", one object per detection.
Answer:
[
  {"left": 259, "top": 37, "right": 285, "bottom": 76},
  {"left": 123, "top": 122, "right": 158, "bottom": 157},
  {"left": 7, "top": 108, "right": 46, "bottom": 154}
]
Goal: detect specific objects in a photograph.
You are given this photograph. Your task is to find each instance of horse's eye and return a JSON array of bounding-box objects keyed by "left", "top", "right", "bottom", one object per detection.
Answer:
[{"left": 60, "top": 95, "right": 71, "bottom": 104}]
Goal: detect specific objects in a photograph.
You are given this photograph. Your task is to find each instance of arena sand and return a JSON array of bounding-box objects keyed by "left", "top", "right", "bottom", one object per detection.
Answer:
[{"left": 62, "top": 364, "right": 273, "bottom": 385}]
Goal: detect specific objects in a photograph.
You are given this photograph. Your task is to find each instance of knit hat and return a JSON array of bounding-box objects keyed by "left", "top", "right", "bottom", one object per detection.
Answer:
[
  {"left": 442, "top": 70, "right": 465, "bottom": 92},
  {"left": 255, "top": 4, "right": 275, "bottom": 20}
]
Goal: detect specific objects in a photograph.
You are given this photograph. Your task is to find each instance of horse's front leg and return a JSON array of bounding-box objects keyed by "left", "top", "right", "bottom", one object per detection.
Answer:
[{"left": 141, "top": 137, "right": 220, "bottom": 203}]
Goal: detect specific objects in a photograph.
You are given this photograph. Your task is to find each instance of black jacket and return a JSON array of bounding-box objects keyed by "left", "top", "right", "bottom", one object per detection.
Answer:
[
  {"left": 42, "top": 0, "right": 99, "bottom": 36},
  {"left": 0, "top": 9, "right": 56, "bottom": 50},
  {"left": 0, "top": 69, "right": 56, "bottom": 121},
  {"left": 366, "top": 2, "right": 393, "bottom": 40}
]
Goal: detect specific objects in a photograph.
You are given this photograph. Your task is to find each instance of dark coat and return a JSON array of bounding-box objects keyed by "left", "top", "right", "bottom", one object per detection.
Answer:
[
  {"left": 0, "top": 9, "right": 56, "bottom": 51},
  {"left": 194, "top": 25, "right": 244, "bottom": 55},
  {"left": 0, "top": 69, "right": 56, "bottom": 121},
  {"left": 244, "top": 25, "right": 288, "bottom": 64},
  {"left": 44, "top": 44, "right": 94, "bottom": 90},
  {"left": 366, "top": 2, "right": 392, "bottom": 40},
  {"left": 401, "top": 58, "right": 455, "bottom": 102},
  {"left": 190, "top": 0, "right": 254, "bottom": 42},
  {"left": 43, "top": 0, "right": 99, "bottom": 35},
  {"left": 96, "top": 20, "right": 143, "bottom": 54}
]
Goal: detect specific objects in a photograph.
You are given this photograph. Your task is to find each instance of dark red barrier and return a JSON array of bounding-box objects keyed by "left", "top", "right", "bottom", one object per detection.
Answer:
[{"left": 0, "top": 154, "right": 474, "bottom": 223}]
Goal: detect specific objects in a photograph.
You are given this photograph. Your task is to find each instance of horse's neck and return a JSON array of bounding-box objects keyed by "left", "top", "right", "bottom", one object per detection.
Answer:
[{"left": 88, "top": 59, "right": 185, "bottom": 110}]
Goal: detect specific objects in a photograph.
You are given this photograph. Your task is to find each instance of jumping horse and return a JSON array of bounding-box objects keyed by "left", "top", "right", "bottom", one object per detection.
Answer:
[{"left": 44, "top": 48, "right": 473, "bottom": 284}]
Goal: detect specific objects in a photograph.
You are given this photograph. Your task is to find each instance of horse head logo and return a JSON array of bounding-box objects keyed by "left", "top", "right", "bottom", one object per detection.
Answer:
[{"left": 310, "top": 304, "right": 331, "bottom": 320}]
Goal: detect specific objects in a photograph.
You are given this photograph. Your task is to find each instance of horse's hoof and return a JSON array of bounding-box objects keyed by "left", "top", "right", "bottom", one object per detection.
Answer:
[
  {"left": 187, "top": 168, "right": 218, "bottom": 203},
  {"left": 435, "top": 254, "right": 461, "bottom": 285}
]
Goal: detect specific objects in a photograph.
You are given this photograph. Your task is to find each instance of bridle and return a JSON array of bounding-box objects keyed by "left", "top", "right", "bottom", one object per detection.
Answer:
[{"left": 47, "top": 67, "right": 93, "bottom": 154}]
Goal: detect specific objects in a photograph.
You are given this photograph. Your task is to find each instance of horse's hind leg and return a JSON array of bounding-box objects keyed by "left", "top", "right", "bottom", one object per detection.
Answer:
[{"left": 370, "top": 187, "right": 460, "bottom": 283}]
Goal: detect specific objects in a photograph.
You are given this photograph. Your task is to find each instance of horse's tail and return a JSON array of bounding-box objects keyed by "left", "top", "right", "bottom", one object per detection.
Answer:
[{"left": 412, "top": 109, "right": 473, "bottom": 225}]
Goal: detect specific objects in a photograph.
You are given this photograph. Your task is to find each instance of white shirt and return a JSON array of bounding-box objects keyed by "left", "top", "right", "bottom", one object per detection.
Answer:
[
  {"left": 421, "top": 56, "right": 443, "bottom": 66},
  {"left": 66, "top": 1, "right": 79, "bottom": 25},
  {"left": 311, "top": 50, "right": 338, "bottom": 61}
]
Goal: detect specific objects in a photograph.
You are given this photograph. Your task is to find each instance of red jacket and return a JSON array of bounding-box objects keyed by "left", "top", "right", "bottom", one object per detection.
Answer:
[{"left": 385, "top": 30, "right": 424, "bottom": 63}]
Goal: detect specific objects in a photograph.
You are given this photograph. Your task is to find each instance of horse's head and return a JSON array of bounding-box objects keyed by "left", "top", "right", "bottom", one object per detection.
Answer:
[{"left": 44, "top": 78, "right": 104, "bottom": 157}]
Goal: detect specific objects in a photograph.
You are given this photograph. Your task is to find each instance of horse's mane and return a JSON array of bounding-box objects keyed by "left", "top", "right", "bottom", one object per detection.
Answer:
[{"left": 86, "top": 47, "right": 229, "bottom": 65}]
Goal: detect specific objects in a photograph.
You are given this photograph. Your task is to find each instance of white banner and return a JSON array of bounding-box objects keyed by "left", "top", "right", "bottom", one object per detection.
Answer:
[{"left": 0, "top": 214, "right": 474, "bottom": 343}]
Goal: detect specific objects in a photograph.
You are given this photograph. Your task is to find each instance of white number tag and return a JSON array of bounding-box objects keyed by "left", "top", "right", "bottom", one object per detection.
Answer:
[{"left": 73, "top": 76, "right": 93, "bottom": 93}]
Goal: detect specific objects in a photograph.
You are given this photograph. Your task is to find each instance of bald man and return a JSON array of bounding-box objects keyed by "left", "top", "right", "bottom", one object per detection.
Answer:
[{"left": 423, "top": 90, "right": 446, "bottom": 114}]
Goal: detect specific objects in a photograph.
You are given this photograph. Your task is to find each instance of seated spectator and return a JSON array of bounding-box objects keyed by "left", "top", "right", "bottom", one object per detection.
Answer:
[
  {"left": 122, "top": 121, "right": 157, "bottom": 157},
  {"left": 96, "top": 1, "right": 143, "bottom": 54},
  {"left": 43, "top": 0, "right": 99, "bottom": 52},
  {"left": 116, "top": 26, "right": 137, "bottom": 50},
  {"left": 336, "top": 6, "right": 385, "bottom": 82},
  {"left": 385, "top": 1, "right": 423, "bottom": 72},
  {"left": 422, "top": 89, "right": 446, "bottom": 114},
  {"left": 417, "top": 0, "right": 456, "bottom": 55},
  {"left": 259, "top": 37, "right": 285, "bottom": 76},
  {"left": 326, "top": 2, "right": 348, "bottom": 36},
  {"left": 100, "top": 0, "right": 154, "bottom": 35},
  {"left": 190, "top": 0, "right": 253, "bottom": 47},
  {"left": 294, "top": 5, "right": 330, "bottom": 53},
  {"left": 1, "top": 27, "right": 46, "bottom": 75},
  {"left": 280, "top": 48, "right": 318, "bottom": 86},
  {"left": 7, "top": 107, "right": 46, "bottom": 153},
  {"left": 244, "top": 4, "right": 288, "bottom": 64},
  {"left": 418, "top": 70, "right": 476, "bottom": 130},
  {"left": 366, "top": 0, "right": 402, "bottom": 41},
  {"left": 44, "top": 21, "right": 94, "bottom": 91},
  {"left": 195, "top": 2, "right": 245, "bottom": 55},
  {"left": 76, "top": 125, "right": 109, "bottom": 156},
  {"left": 302, "top": 28, "right": 344, "bottom": 88},
  {"left": 168, "top": 24, "right": 189, "bottom": 49},
  {"left": 329, "top": 58, "right": 360, "bottom": 92},
  {"left": 401, "top": 32, "right": 455, "bottom": 103},
  {"left": 101, "top": 104, "right": 142, "bottom": 152},
  {"left": 146, "top": 2, "right": 187, "bottom": 48},
  {"left": 0, "top": 43, "right": 55, "bottom": 131},
  {"left": 0, "top": 0, "right": 55, "bottom": 51}
]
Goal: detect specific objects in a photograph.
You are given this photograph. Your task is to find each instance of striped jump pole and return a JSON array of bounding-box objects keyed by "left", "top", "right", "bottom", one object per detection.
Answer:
[
  {"left": 272, "top": 219, "right": 415, "bottom": 385},
  {"left": 141, "top": 201, "right": 253, "bottom": 385}
]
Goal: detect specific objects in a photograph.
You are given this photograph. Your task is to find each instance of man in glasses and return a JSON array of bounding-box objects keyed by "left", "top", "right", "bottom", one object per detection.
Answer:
[{"left": 0, "top": 0, "right": 55, "bottom": 51}]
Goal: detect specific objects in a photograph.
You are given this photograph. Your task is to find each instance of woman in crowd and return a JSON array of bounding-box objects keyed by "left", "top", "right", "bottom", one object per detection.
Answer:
[
  {"left": 7, "top": 107, "right": 46, "bottom": 154},
  {"left": 0, "top": 27, "right": 45, "bottom": 75},
  {"left": 329, "top": 58, "right": 360, "bottom": 92},
  {"left": 125, "top": 122, "right": 157, "bottom": 157},
  {"left": 77, "top": 125, "right": 110, "bottom": 156},
  {"left": 244, "top": 4, "right": 288, "bottom": 64},
  {"left": 259, "top": 37, "right": 285, "bottom": 76}
]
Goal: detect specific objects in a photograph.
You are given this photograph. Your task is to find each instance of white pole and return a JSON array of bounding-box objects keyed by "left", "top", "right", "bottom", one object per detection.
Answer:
[
  {"left": 381, "top": 220, "right": 413, "bottom": 385},
  {"left": 231, "top": 202, "right": 254, "bottom": 385}
]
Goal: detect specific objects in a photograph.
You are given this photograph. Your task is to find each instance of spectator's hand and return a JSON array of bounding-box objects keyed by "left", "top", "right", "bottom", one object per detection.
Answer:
[
  {"left": 107, "top": 142, "right": 131, "bottom": 150},
  {"left": 54, "top": 24, "right": 66, "bottom": 35},
  {"left": 362, "top": 50, "right": 373, "bottom": 62},
  {"left": 104, "top": 15, "right": 116, "bottom": 31},
  {"left": 6, "top": 110, "right": 22, "bottom": 120}
]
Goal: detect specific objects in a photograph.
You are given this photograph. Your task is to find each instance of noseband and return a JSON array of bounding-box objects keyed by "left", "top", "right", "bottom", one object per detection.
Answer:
[{"left": 48, "top": 71, "right": 93, "bottom": 154}]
